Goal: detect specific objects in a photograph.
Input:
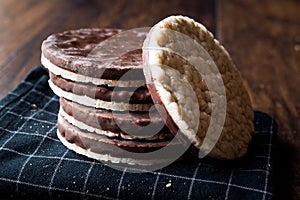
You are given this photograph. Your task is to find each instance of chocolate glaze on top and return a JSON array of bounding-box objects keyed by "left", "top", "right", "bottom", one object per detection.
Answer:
[{"left": 42, "top": 28, "right": 147, "bottom": 80}]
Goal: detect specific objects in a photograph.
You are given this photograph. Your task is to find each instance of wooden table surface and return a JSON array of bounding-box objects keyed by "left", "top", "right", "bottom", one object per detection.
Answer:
[{"left": 0, "top": 0, "right": 299, "bottom": 199}]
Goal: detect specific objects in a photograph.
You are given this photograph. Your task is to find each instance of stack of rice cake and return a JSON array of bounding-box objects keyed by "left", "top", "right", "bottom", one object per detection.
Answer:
[
  {"left": 41, "top": 28, "right": 179, "bottom": 165},
  {"left": 41, "top": 16, "right": 255, "bottom": 165}
]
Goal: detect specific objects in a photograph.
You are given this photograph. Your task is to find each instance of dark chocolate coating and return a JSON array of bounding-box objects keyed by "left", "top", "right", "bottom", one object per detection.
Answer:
[
  {"left": 42, "top": 28, "right": 146, "bottom": 80},
  {"left": 50, "top": 73, "right": 152, "bottom": 104},
  {"left": 60, "top": 97, "right": 172, "bottom": 139},
  {"left": 57, "top": 114, "right": 181, "bottom": 156}
]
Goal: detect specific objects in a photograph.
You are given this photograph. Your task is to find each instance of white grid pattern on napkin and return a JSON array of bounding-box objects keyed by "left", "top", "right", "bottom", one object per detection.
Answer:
[{"left": 0, "top": 68, "right": 274, "bottom": 200}]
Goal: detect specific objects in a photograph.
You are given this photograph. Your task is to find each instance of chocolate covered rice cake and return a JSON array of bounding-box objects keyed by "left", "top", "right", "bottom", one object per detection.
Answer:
[{"left": 41, "top": 28, "right": 175, "bottom": 165}]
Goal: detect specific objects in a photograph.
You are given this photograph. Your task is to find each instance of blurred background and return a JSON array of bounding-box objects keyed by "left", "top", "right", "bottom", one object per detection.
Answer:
[{"left": 0, "top": 0, "right": 299, "bottom": 199}]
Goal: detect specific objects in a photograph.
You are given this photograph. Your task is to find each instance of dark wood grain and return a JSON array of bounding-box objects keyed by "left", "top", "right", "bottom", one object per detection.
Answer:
[
  {"left": 218, "top": 0, "right": 300, "bottom": 199},
  {"left": 0, "top": 0, "right": 299, "bottom": 199}
]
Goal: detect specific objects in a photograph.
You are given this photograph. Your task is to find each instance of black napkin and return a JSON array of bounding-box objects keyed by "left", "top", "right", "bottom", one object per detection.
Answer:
[{"left": 0, "top": 66, "right": 276, "bottom": 200}]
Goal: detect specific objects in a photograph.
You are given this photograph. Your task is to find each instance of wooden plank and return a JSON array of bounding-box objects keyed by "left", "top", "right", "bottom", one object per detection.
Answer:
[{"left": 217, "top": 0, "right": 300, "bottom": 199}]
